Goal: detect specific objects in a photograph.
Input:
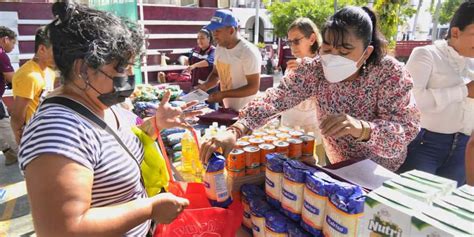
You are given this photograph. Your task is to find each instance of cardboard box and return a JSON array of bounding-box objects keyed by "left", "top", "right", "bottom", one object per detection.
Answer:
[
  {"left": 454, "top": 185, "right": 474, "bottom": 202},
  {"left": 359, "top": 186, "right": 428, "bottom": 237},
  {"left": 433, "top": 199, "right": 474, "bottom": 221},
  {"left": 383, "top": 178, "right": 439, "bottom": 204},
  {"left": 411, "top": 207, "right": 473, "bottom": 237},
  {"left": 400, "top": 170, "right": 456, "bottom": 196}
]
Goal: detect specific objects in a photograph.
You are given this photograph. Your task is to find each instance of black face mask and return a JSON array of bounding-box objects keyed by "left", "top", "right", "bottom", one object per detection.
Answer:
[{"left": 88, "top": 69, "right": 135, "bottom": 107}]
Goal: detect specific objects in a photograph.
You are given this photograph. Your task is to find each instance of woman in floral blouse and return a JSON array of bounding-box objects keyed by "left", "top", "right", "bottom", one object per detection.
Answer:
[{"left": 200, "top": 6, "right": 420, "bottom": 172}]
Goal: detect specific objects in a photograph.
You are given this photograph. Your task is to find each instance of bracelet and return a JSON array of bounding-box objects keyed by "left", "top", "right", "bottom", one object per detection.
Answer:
[
  {"left": 356, "top": 120, "right": 368, "bottom": 142},
  {"left": 227, "top": 126, "right": 242, "bottom": 139}
]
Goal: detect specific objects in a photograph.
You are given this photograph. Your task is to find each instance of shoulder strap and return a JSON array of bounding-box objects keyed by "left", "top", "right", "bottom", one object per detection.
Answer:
[{"left": 42, "top": 97, "right": 140, "bottom": 166}]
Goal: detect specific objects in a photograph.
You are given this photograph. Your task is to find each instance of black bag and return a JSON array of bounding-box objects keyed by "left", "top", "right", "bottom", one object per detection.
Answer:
[{"left": 0, "top": 100, "right": 8, "bottom": 119}]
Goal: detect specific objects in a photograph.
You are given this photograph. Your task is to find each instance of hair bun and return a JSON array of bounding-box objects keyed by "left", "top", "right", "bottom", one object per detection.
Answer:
[{"left": 52, "top": 1, "right": 75, "bottom": 24}]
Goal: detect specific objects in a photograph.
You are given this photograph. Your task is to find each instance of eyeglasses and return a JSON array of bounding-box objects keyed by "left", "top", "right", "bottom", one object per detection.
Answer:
[{"left": 286, "top": 37, "right": 305, "bottom": 47}]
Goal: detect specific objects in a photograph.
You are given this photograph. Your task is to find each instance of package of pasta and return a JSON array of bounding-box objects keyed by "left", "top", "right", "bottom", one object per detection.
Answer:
[
  {"left": 250, "top": 198, "right": 273, "bottom": 237},
  {"left": 322, "top": 182, "right": 365, "bottom": 237},
  {"left": 265, "top": 153, "right": 288, "bottom": 208},
  {"left": 281, "top": 160, "right": 315, "bottom": 222},
  {"left": 288, "top": 222, "right": 312, "bottom": 237},
  {"left": 241, "top": 184, "right": 266, "bottom": 229},
  {"left": 301, "top": 172, "right": 332, "bottom": 236},
  {"left": 265, "top": 210, "right": 291, "bottom": 237}
]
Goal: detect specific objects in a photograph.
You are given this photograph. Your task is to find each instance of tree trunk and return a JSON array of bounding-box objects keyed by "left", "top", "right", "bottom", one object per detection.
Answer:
[
  {"left": 412, "top": 0, "right": 422, "bottom": 40},
  {"left": 431, "top": 0, "right": 441, "bottom": 42}
]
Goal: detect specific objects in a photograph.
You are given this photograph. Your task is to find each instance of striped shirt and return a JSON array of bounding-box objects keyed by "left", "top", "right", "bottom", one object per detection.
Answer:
[{"left": 19, "top": 103, "right": 150, "bottom": 236}]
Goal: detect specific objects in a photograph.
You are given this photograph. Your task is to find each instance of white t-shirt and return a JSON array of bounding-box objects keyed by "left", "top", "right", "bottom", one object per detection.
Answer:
[
  {"left": 406, "top": 40, "right": 474, "bottom": 135},
  {"left": 215, "top": 39, "right": 262, "bottom": 111}
]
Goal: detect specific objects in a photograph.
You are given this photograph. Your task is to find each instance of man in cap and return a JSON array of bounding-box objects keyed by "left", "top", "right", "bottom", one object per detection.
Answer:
[{"left": 197, "top": 9, "right": 262, "bottom": 111}]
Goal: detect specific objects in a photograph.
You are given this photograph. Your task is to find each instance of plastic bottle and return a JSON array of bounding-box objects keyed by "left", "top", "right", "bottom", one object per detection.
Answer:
[
  {"left": 204, "top": 152, "right": 232, "bottom": 208},
  {"left": 181, "top": 131, "right": 203, "bottom": 182}
]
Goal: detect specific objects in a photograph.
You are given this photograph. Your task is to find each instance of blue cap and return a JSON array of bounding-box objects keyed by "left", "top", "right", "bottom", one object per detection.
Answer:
[{"left": 205, "top": 9, "right": 238, "bottom": 31}]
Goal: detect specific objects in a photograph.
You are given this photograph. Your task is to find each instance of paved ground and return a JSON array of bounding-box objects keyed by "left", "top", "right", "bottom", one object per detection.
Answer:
[{"left": 0, "top": 153, "right": 35, "bottom": 237}]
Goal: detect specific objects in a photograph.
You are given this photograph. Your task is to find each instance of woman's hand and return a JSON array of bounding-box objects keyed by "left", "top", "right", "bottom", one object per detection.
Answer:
[
  {"left": 150, "top": 192, "right": 189, "bottom": 224},
  {"left": 286, "top": 59, "right": 300, "bottom": 71},
  {"left": 319, "top": 114, "right": 365, "bottom": 139},
  {"left": 154, "top": 90, "right": 203, "bottom": 130},
  {"left": 182, "top": 65, "right": 194, "bottom": 74},
  {"left": 200, "top": 130, "right": 237, "bottom": 164}
]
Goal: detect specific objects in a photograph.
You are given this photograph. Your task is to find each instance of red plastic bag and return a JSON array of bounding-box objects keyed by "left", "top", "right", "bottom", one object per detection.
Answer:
[
  {"left": 166, "top": 72, "right": 191, "bottom": 82},
  {"left": 154, "top": 129, "right": 243, "bottom": 237}
]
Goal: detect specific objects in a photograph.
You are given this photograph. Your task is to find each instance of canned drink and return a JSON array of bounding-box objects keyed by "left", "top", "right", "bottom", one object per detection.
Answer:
[
  {"left": 244, "top": 146, "right": 261, "bottom": 168},
  {"left": 236, "top": 141, "right": 250, "bottom": 149},
  {"left": 273, "top": 141, "right": 289, "bottom": 156},
  {"left": 262, "top": 135, "right": 278, "bottom": 144},
  {"left": 249, "top": 138, "right": 265, "bottom": 146},
  {"left": 276, "top": 133, "right": 291, "bottom": 141},
  {"left": 252, "top": 131, "right": 268, "bottom": 138},
  {"left": 300, "top": 135, "right": 315, "bottom": 156},
  {"left": 258, "top": 143, "right": 276, "bottom": 171},
  {"left": 289, "top": 130, "right": 304, "bottom": 138},
  {"left": 287, "top": 138, "right": 303, "bottom": 159},
  {"left": 227, "top": 148, "right": 245, "bottom": 172},
  {"left": 227, "top": 169, "right": 245, "bottom": 178},
  {"left": 245, "top": 166, "right": 261, "bottom": 175}
]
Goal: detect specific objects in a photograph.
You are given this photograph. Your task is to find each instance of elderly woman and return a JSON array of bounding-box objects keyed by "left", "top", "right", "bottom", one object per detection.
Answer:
[
  {"left": 200, "top": 6, "right": 420, "bottom": 172},
  {"left": 18, "top": 2, "right": 200, "bottom": 236}
]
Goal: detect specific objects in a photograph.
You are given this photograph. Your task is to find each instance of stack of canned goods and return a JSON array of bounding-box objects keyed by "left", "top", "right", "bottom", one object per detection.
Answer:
[{"left": 226, "top": 126, "right": 317, "bottom": 177}]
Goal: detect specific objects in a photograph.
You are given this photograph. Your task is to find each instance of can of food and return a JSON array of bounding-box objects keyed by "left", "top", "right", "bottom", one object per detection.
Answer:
[
  {"left": 249, "top": 138, "right": 265, "bottom": 146},
  {"left": 273, "top": 141, "right": 289, "bottom": 156},
  {"left": 227, "top": 148, "right": 245, "bottom": 171},
  {"left": 278, "top": 126, "right": 292, "bottom": 133},
  {"left": 227, "top": 169, "right": 245, "bottom": 178},
  {"left": 244, "top": 146, "right": 261, "bottom": 169},
  {"left": 245, "top": 166, "right": 261, "bottom": 175},
  {"left": 240, "top": 135, "right": 252, "bottom": 142},
  {"left": 236, "top": 141, "right": 250, "bottom": 149},
  {"left": 262, "top": 135, "right": 278, "bottom": 144},
  {"left": 252, "top": 131, "right": 268, "bottom": 138},
  {"left": 265, "top": 129, "right": 278, "bottom": 136},
  {"left": 276, "top": 133, "right": 291, "bottom": 141},
  {"left": 258, "top": 143, "right": 276, "bottom": 171},
  {"left": 300, "top": 135, "right": 315, "bottom": 156},
  {"left": 287, "top": 138, "right": 303, "bottom": 159},
  {"left": 289, "top": 130, "right": 304, "bottom": 138}
]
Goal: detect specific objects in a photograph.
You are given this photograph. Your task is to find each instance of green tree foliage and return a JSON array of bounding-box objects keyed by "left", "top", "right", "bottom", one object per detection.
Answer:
[
  {"left": 374, "top": 0, "right": 416, "bottom": 46},
  {"left": 437, "top": 0, "right": 463, "bottom": 25}
]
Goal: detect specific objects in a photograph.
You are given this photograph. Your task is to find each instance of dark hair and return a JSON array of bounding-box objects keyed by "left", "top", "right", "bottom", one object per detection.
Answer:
[
  {"left": 48, "top": 1, "right": 145, "bottom": 80},
  {"left": 322, "top": 6, "right": 387, "bottom": 66},
  {"left": 288, "top": 17, "right": 322, "bottom": 54},
  {"left": 447, "top": 1, "right": 474, "bottom": 39},
  {"left": 0, "top": 26, "right": 17, "bottom": 39},
  {"left": 34, "top": 26, "right": 51, "bottom": 53},
  {"left": 199, "top": 28, "right": 213, "bottom": 45}
]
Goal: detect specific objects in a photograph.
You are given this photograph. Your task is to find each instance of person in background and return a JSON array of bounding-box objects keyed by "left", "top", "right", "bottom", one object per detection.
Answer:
[
  {"left": 200, "top": 6, "right": 419, "bottom": 172},
  {"left": 197, "top": 9, "right": 262, "bottom": 111},
  {"left": 0, "top": 26, "right": 19, "bottom": 165},
  {"left": 11, "top": 26, "right": 56, "bottom": 144},
  {"left": 279, "top": 17, "right": 325, "bottom": 164},
  {"left": 183, "top": 28, "right": 215, "bottom": 87},
  {"left": 398, "top": 2, "right": 474, "bottom": 185},
  {"left": 19, "top": 2, "right": 197, "bottom": 236},
  {"left": 467, "top": 131, "right": 474, "bottom": 186}
]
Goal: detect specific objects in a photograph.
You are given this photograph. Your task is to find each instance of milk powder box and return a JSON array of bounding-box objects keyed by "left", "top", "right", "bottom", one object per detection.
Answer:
[
  {"left": 383, "top": 177, "right": 441, "bottom": 204},
  {"left": 439, "top": 194, "right": 474, "bottom": 219},
  {"left": 453, "top": 184, "right": 474, "bottom": 202},
  {"left": 359, "top": 186, "right": 428, "bottom": 237},
  {"left": 432, "top": 199, "right": 474, "bottom": 221},
  {"left": 411, "top": 207, "right": 473, "bottom": 237},
  {"left": 400, "top": 170, "right": 457, "bottom": 196}
]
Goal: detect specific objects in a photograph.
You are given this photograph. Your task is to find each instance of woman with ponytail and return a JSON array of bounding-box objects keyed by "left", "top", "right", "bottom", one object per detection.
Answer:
[{"left": 200, "top": 6, "right": 420, "bottom": 172}]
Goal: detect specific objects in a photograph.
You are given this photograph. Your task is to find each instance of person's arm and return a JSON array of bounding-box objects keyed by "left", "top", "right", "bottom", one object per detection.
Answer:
[
  {"left": 466, "top": 132, "right": 474, "bottom": 186},
  {"left": 197, "top": 65, "right": 219, "bottom": 91},
  {"left": 189, "top": 60, "right": 210, "bottom": 70},
  {"left": 25, "top": 154, "right": 187, "bottom": 237},
  {"left": 2, "top": 71, "right": 14, "bottom": 83},
  {"left": 364, "top": 59, "right": 420, "bottom": 159},
  {"left": 407, "top": 47, "right": 468, "bottom": 113},
  {"left": 10, "top": 96, "right": 30, "bottom": 143},
  {"left": 209, "top": 73, "right": 260, "bottom": 102}
]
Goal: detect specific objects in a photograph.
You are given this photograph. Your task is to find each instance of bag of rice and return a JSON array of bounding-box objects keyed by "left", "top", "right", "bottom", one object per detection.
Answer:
[
  {"left": 241, "top": 184, "right": 266, "bottom": 229},
  {"left": 288, "top": 222, "right": 312, "bottom": 237},
  {"left": 250, "top": 198, "right": 273, "bottom": 237},
  {"left": 266, "top": 153, "right": 288, "bottom": 208},
  {"left": 323, "top": 182, "right": 365, "bottom": 237},
  {"left": 204, "top": 152, "right": 232, "bottom": 208},
  {"left": 281, "top": 160, "right": 315, "bottom": 222},
  {"left": 301, "top": 172, "right": 332, "bottom": 236},
  {"left": 265, "top": 210, "right": 291, "bottom": 237}
]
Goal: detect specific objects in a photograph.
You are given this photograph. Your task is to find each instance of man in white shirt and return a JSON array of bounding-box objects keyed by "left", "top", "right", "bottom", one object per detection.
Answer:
[
  {"left": 398, "top": 2, "right": 474, "bottom": 185},
  {"left": 197, "top": 9, "right": 262, "bottom": 111}
]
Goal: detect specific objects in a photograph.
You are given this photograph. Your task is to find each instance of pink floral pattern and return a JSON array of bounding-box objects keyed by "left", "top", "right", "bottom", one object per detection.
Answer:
[{"left": 239, "top": 56, "right": 420, "bottom": 171}]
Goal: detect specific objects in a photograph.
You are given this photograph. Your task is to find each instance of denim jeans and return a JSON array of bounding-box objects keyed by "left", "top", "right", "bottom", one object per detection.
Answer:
[{"left": 397, "top": 128, "right": 470, "bottom": 186}]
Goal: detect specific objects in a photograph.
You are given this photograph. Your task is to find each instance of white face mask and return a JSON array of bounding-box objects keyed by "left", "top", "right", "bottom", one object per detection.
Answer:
[{"left": 321, "top": 50, "right": 366, "bottom": 83}]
